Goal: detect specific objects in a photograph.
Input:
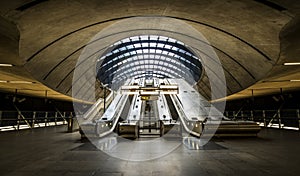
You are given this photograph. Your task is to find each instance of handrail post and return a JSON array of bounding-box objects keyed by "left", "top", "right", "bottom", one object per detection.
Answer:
[
  {"left": 278, "top": 110, "right": 281, "bottom": 129},
  {"left": 63, "top": 112, "right": 66, "bottom": 124},
  {"left": 297, "top": 109, "right": 300, "bottom": 131},
  {"left": 45, "top": 112, "right": 48, "bottom": 127},
  {"left": 32, "top": 111, "right": 36, "bottom": 128},
  {"left": 263, "top": 110, "right": 266, "bottom": 127},
  {"left": 13, "top": 104, "right": 31, "bottom": 129},
  {"left": 17, "top": 114, "right": 20, "bottom": 130},
  {"left": 55, "top": 112, "right": 58, "bottom": 126},
  {"left": 0, "top": 111, "right": 2, "bottom": 127}
]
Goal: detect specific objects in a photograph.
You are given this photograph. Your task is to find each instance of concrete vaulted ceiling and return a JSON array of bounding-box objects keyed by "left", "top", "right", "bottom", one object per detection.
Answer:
[{"left": 0, "top": 0, "right": 299, "bottom": 102}]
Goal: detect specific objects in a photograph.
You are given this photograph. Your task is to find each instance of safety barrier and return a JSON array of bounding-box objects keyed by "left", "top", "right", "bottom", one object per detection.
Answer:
[
  {"left": 225, "top": 109, "right": 300, "bottom": 130},
  {"left": 0, "top": 110, "right": 74, "bottom": 131}
]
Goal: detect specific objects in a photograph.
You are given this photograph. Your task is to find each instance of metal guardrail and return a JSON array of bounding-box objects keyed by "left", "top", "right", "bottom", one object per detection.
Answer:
[
  {"left": 225, "top": 109, "right": 300, "bottom": 130},
  {"left": 0, "top": 110, "right": 74, "bottom": 131}
]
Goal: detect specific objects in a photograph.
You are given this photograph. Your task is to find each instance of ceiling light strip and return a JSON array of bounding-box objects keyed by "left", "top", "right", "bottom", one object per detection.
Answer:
[
  {"left": 0, "top": 80, "right": 35, "bottom": 84},
  {"left": 0, "top": 64, "right": 14, "bottom": 67},
  {"left": 283, "top": 62, "right": 300, "bottom": 66}
]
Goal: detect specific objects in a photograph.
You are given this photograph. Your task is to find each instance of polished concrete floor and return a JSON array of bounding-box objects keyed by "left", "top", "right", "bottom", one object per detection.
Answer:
[{"left": 0, "top": 126, "right": 299, "bottom": 176}]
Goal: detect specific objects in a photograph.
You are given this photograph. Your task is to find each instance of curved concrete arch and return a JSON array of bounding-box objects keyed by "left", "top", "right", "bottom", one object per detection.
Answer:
[
  {"left": 22, "top": 16, "right": 275, "bottom": 83},
  {"left": 0, "top": 0, "right": 296, "bottom": 101},
  {"left": 39, "top": 26, "right": 254, "bottom": 96},
  {"left": 24, "top": 16, "right": 274, "bottom": 99},
  {"left": 0, "top": 16, "right": 20, "bottom": 65},
  {"left": 17, "top": 0, "right": 289, "bottom": 61},
  {"left": 31, "top": 18, "right": 257, "bottom": 88},
  {"left": 43, "top": 34, "right": 247, "bottom": 95}
]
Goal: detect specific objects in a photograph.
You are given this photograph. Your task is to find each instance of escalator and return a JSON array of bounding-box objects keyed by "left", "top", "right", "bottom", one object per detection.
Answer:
[{"left": 138, "top": 100, "right": 162, "bottom": 138}]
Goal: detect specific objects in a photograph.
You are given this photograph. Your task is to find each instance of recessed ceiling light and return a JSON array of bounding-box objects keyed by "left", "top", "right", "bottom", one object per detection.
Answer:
[
  {"left": 0, "top": 80, "right": 35, "bottom": 84},
  {"left": 9, "top": 81, "right": 36, "bottom": 84},
  {"left": 283, "top": 62, "right": 300, "bottom": 66},
  {"left": 0, "top": 64, "right": 14, "bottom": 67},
  {"left": 262, "top": 80, "right": 289, "bottom": 83}
]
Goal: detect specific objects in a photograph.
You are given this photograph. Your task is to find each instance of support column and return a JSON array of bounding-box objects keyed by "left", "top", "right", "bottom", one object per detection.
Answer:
[
  {"left": 45, "top": 90, "right": 48, "bottom": 103},
  {"left": 67, "top": 112, "right": 73, "bottom": 132},
  {"left": 67, "top": 112, "right": 78, "bottom": 132}
]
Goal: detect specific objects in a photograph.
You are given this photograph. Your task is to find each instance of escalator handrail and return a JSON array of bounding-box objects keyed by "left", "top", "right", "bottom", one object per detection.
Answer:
[
  {"left": 83, "top": 92, "right": 114, "bottom": 120},
  {"left": 97, "top": 94, "right": 129, "bottom": 137},
  {"left": 170, "top": 94, "right": 201, "bottom": 137}
]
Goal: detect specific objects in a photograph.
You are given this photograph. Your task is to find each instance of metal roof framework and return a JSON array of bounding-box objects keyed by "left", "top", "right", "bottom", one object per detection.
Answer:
[{"left": 97, "top": 35, "right": 203, "bottom": 88}]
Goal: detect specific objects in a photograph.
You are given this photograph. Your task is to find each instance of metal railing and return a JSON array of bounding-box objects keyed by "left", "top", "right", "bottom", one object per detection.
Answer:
[
  {"left": 0, "top": 110, "right": 74, "bottom": 131},
  {"left": 225, "top": 109, "right": 300, "bottom": 130}
]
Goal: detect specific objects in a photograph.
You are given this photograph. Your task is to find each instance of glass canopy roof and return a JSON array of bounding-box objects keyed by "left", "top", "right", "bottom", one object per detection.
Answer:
[{"left": 96, "top": 35, "right": 203, "bottom": 89}]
